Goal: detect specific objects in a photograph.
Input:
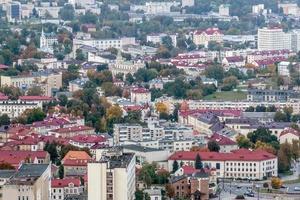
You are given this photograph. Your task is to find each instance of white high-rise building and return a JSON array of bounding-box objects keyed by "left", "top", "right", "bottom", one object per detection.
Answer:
[
  {"left": 6, "top": 1, "right": 21, "bottom": 22},
  {"left": 258, "top": 27, "right": 291, "bottom": 50},
  {"left": 88, "top": 150, "right": 136, "bottom": 200},
  {"left": 291, "top": 29, "right": 300, "bottom": 52},
  {"left": 219, "top": 4, "right": 230, "bottom": 16}
]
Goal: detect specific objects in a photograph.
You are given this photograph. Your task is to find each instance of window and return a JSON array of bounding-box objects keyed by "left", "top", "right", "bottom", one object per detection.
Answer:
[{"left": 216, "top": 163, "right": 220, "bottom": 169}]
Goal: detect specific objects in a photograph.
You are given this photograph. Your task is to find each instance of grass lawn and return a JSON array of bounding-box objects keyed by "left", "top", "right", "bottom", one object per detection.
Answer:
[
  {"left": 203, "top": 91, "right": 247, "bottom": 101},
  {"left": 283, "top": 177, "right": 300, "bottom": 184}
]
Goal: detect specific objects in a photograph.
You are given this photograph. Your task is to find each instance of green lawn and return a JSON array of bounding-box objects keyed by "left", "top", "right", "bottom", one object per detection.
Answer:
[{"left": 203, "top": 91, "right": 247, "bottom": 101}]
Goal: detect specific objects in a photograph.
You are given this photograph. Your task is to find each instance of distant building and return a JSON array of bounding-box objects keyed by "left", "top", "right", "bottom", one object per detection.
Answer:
[
  {"left": 0, "top": 170, "right": 15, "bottom": 200},
  {"left": 278, "top": 61, "right": 290, "bottom": 77},
  {"left": 247, "top": 89, "right": 297, "bottom": 102},
  {"left": 109, "top": 52, "right": 145, "bottom": 79},
  {"left": 279, "top": 128, "right": 300, "bottom": 144},
  {"left": 147, "top": 33, "right": 177, "bottom": 47},
  {"left": 40, "top": 28, "right": 58, "bottom": 53},
  {"left": 51, "top": 177, "right": 84, "bottom": 200},
  {"left": 145, "top": 2, "right": 176, "bottom": 14},
  {"left": 88, "top": 150, "right": 135, "bottom": 200},
  {"left": 252, "top": 4, "right": 264, "bottom": 14},
  {"left": 6, "top": 1, "right": 21, "bottom": 22},
  {"left": 219, "top": 4, "right": 230, "bottom": 16},
  {"left": 278, "top": 3, "right": 299, "bottom": 16},
  {"left": 181, "top": 0, "right": 194, "bottom": 7},
  {"left": 192, "top": 28, "right": 224, "bottom": 47},
  {"left": 130, "top": 87, "right": 151, "bottom": 104},
  {"left": 257, "top": 27, "right": 291, "bottom": 51},
  {"left": 291, "top": 29, "right": 300, "bottom": 52},
  {"left": 3, "top": 163, "right": 51, "bottom": 200}
]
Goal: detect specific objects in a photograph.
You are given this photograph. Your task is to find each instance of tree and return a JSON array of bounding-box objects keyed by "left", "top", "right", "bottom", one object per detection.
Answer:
[
  {"left": 208, "top": 41, "right": 222, "bottom": 51},
  {"left": 139, "top": 163, "right": 156, "bottom": 188},
  {"left": 207, "top": 140, "right": 220, "bottom": 152},
  {"left": 165, "top": 184, "right": 175, "bottom": 198},
  {"left": 58, "top": 164, "right": 64, "bottom": 179},
  {"left": 195, "top": 154, "right": 203, "bottom": 169},
  {"left": 205, "top": 65, "right": 224, "bottom": 81},
  {"left": 254, "top": 141, "right": 276, "bottom": 154},
  {"left": 0, "top": 162, "right": 14, "bottom": 169},
  {"left": 271, "top": 177, "right": 282, "bottom": 189},
  {"left": 59, "top": 4, "right": 75, "bottom": 21},
  {"left": 161, "top": 36, "right": 173, "bottom": 50},
  {"left": 44, "top": 142, "right": 58, "bottom": 163},
  {"left": 278, "top": 142, "right": 293, "bottom": 173},
  {"left": 0, "top": 114, "right": 10, "bottom": 126},
  {"left": 247, "top": 127, "right": 279, "bottom": 149},
  {"left": 236, "top": 135, "right": 252, "bottom": 149},
  {"left": 106, "top": 105, "right": 123, "bottom": 121},
  {"left": 221, "top": 76, "right": 239, "bottom": 91},
  {"left": 155, "top": 102, "right": 168, "bottom": 114},
  {"left": 58, "top": 94, "right": 68, "bottom": 106},
  {"left": 27, "top": 86, "right": 43, "bottom": 96},
  {"left": 291, "top": 140, "right": 300, "bottom": 161},
  {"left": 263, "top": 182, "right": 269, "bottom": 188},
  {"left": 20, "top": 108, "right": 47, "bottom": 124},
  {"left": 245, "top": 106, "right": 255, "bottom": 112},
  {"left": 135, "top": 190, "right": 150, "bottom": 200},
  {"left": 255, "top": 105, "right": 266, "bottom": 112},
  {"left": 172, "top": 160, "right": 179, "bottom": 173}
]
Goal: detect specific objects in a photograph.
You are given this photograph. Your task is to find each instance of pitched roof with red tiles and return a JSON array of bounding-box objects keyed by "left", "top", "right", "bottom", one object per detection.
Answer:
[
  {"left": 0, "top": 150, "right": 48, "bottom": 167},
  {"left": 51, "top": 126, "right": 94, "bottom": 134},
  {"left": 179, "top": 109, "right": 242, "bottom": 118},
  {"left": 131, "top": 87, "right": 149, "bottom": 93},
  {"left": 209, "top": 133, "right": 236, "bottom": 146},
  {"left": 280, "top": 127, "right": 300, "bottom": 137},
  {"left": 70, "top": 134, "right": 107, "bottom": 144},
  {"left": 224, "top": 56, "right": 244, "bottom": 63},
  {"left": 169, "top": 149, "right": 276, "bottom": 162},
  {"left": 19, "top": 96, "right": 53, "bottom": 101},
  {"left": 32, "top": 117, "right": 71, "bottom": 128},
  {"left": 63, "top": 159, "right": 92, "bottom": 166},
  {"left": 52, "top": 178, "right": 81, "bottom": 188},
  {"left": 62, "top": 151, "right": 91, "bottom": 162}
]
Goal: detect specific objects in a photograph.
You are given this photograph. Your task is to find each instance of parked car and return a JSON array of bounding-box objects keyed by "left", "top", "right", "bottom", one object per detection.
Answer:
[
  {"left": 244, "top": 191, "right": 255, "bottom": 197},
  {"left": 294, "top": 186, "right": 300, "bottom": 191}
]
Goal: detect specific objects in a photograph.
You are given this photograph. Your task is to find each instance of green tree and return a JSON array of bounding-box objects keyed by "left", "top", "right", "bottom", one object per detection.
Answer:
[
  {"left": 58, "top": 164, "right": 64, "bottom": 179},
  {"left": 205, "top": 65, "right": 224, "bottom": 81},
  {"left": 195, "top": 154, "right": 203, "bottom": 169},
  {"left": 0, "top": 114, "right": 10, "bottom": 126},
  {"left": 59, "top": 4, "right": 75, "bottom": 21},
  {"left": 44, "top": 142, "right": 58, "bottom": 163},
  {"left": 207, "top": 140, "right": 220, "bottom": 152},
  {"left": 162, "top": 36, "right": 173, "bottom": 50},
  {"left": 172, "top": 160, "right": 179, "bottom": 173},
  {"left": 221, "top": 76, "right": 239, "bottom": 91},
  {"left": 236, "top": 135, "right": 252, "bottom": 149},
  {"left": 278, "top": 142, "right": 293, "bottom": 173},
  {"left": 58, "top": 94, "right": 68, "bottom": 106},
  {"left": 247, "top": 127, "right": 279, "bottom": 149}
]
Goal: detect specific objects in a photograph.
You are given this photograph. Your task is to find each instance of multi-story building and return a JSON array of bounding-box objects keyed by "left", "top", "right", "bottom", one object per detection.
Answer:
[
  {"left": 3, "top": 163, "right": 51, "bottom": 200},
  {"left": 278, "top": 61, "right": 291, "bottom": 77},
  {"left": 62, "top": 151, "right": 93, "bottom": 177},
  {"left": 130, "top": 87, "right": 151, "bottom": 104},
  {"left": 6, "top": 1, "right": 21, "bottom": 22},
  {"left": 192, "top": 28, "right": 224, "bottom": 47},
  {"left": 147, "top": 33, "right": 177, "bottom": 47},
  {"left": 145, "top": 2, "right": 175, "bottom": 14},
  {"left": 113, "top": 124, "right": 143, "bottom": 145},
  {"left": 247, "top": 89, "right": 298, "bottom": 102},
  {"left": 109, "top": 52, "right": 145, "bottom": 79},
  {"left": 257, "top": 27, "right": 291, "bottom": 50},
  {"left": 40, "top": 29, "right": 58, "bottom": 53},
  {"left": 252, "top": 4, "right": 264, "bottom": 14},
  {"left": 51, "top": 177, "right": 84, "bottom": 200},
  {"left": 88, "top": 150, "right": 136, "bottom": 200},
  {"left": 291, "top": 29, "right": 300, "bottom": 52},
  {"left": 0, "top": 71, "right": 62, "bottom": 96},
  {"left": 0, "top": 170, "right": 15, "bottom": 200},
  {"left": 168, "top": 149, "right": 278, "bottom": 180},
  {"left": 278, "top": 3, "right": 299, "bottom": 16},
  {"left": 219, "top": 4, "right": 229, "bottom": 16},
  {"left": 181, "top": 0, "right": 194, "bottom": 7},
  {"left": 73, "top": 37, "right": 136, "bottom": 52}
]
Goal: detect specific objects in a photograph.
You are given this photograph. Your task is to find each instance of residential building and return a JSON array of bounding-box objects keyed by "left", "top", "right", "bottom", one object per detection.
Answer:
[
  {"left": 192, "top": 28, "right": 223, "bottom": 47},
  {"left": 51, "top": 177, "right": 84, "bottom": 200},
  {"left": 252, "top": 4, "right": 264, "bottom": 14},
  {"left": 113, "top": 124, "right": 143, "bottom": 145},
  {"left": 219, "top": 4, "right": 230, "bottom": 16},
  {"left": 147, "top": 33, "right": 177, "bottom": 47},
  {"left": 69, "top": 134, "right": 108, "bottom": 148},
  {"left": 168, "top": 149, "right": 278, "bottom": 180},
  {"left": 6, "top": 1, "right": 21, "bottom": 22},
  {"left": 247, "top": 89, "right": 298, "bottom": 102},
  {"left": 181, "top": 0, "right": 194, "bottom": 7},
  {"left": 291, "top": 29, "right": 300, "bottom": 52},
  {"left": 257, "top": 27, "right": 291, "bottom": 51},
  {"left": 88, "top": 150, "right": 135, "bottom": 200},
  {"left": 3, "top": 163, "right": 51, "bottom": 200},
  {"left": 145, "top": 2, "right": 176, "bottom": 14},
  {"left": 279, "top": 128, "right": 300, "bottom": 144},
  {"left": 62, "top": 151, "right": 93, "bottom": 176},
  {"left": 208, "top": 133, "right": 238, "bottom": 153},
  {"left": 278, "top": 61, "right": 291, "bottom": 77},
  {"left": 69, "top": 78, "right": 89, "bottom": 92},
  {"left": 278, "top": 3, "right": 299, "bottom": 16},
  {"left": 0, "top": 170, "right": 15, "bottom": 200},
  {"left": 49, "top": 125, "right": 95, "bottom": 138},
  {"left": 130, "top": 87, "right": 151, "bottom": 104}
]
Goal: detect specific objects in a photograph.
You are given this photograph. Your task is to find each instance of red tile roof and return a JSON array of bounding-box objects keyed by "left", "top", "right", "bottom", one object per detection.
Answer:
[
  {"left": 193, "top": 28, "right": 223, "bottom": 35},
  {"left": 280, "top": 127, "right": 300, "bottom": 137},
  {"left": 209, "top": 133, "right": 236, "bottom": 146},
  {"left": 169, "top": 149, "right": 276, "bottom": 162},
  {"left": 52, "top": 178, "right": 81, "bottom": 188},
  {"left": 70, "top": 134, "right": 106, "bottom": 144},
  {"left": 179, "top": 109, "right": 242, "bottom": 118},
  {"left": 225, "top": 56, "right": 244, "bottom": 63},
  {"left": 19, "top": 96, "right": 52, "bottom": 101},
  {"left": 131, "top": 87, "right": 149, "bottom": 93},
  {"left": 51, "top": 126, "right": 94, "bottom": 133}
]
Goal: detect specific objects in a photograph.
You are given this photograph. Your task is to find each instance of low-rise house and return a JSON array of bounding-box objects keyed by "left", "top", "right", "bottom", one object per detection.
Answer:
[
  {"left": 51, "top": 177, "right": 84, "bottom": 200},
  {"left": 222, "top": 56, "right": 245, "bottom": 70},
  {"left": 130, "top": 87, "right": 151, "bottom": 104},
  {"left": 279, "top": 127, "right": 300, "bottom": 144},
  {"left": 208, "top": 133, "right": 238, "bottom": 153},
  {"left": 49, "top": 125, "right": 95, "bottom": 138},
  {"left": 62, "top": 151, "right": 93, "bottom": 177},
  {"left": 69, "top": 134, "right": 107, "bottom": 148}
]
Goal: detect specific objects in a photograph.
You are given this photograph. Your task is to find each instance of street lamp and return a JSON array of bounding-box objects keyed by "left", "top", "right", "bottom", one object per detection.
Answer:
[{"left": 256, "top": 184, "right": 260, "bottom": 200}]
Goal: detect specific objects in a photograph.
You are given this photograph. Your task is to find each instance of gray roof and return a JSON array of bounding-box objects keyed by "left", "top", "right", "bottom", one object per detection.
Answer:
[
  {"left": 122, "top": 144, "right": 161, "bottom": 152},
  {"left": 14, "top": 164, "right": 49, "bottom": 178},
  {"left": 0, "top": 170, "right": 15, "bottom": 178}
]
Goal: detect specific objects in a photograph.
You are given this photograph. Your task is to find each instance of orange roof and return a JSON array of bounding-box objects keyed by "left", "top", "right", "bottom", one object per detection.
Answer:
[{"left": 62, "top": 151, "right": 91, "bottom": 162}]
